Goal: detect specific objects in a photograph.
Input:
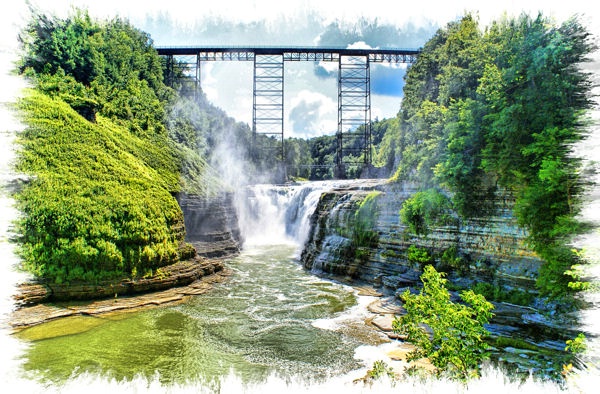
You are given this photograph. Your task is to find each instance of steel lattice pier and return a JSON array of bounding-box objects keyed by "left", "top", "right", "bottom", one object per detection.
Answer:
[{"left": 158, "top": 46, "right": 420, "bottom": 177}]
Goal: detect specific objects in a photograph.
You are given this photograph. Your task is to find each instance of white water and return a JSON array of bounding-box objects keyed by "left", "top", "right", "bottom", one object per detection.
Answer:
[{"left": 236, "top": 180, "right": 350, "bottom": 248}]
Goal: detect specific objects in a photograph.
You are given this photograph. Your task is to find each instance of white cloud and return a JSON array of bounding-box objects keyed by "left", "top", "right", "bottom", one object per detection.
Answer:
[
  {"left": 347, "top": 41, "right": 374, "bottom": 50},
  {"left": 288, "top": 90, "right": 336, "bottom": 137}
]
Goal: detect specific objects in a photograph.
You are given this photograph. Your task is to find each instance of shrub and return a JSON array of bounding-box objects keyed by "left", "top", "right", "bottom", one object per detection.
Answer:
[
  {"left": 393, "top": 265, "right": 494, "bottom": 381},
  {"left": 407, "top": 245, "right": 433, "bottom": 269},
  {"left": 400, "top": 189, "right": 454, "bottom": 236},
  {"left": 471, "top": 282, "right": 535, "bottom": 306}
]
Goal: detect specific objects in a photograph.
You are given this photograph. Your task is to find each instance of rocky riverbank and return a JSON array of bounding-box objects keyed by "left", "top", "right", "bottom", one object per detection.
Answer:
[
  {"left": 10, "top": 258, "right": 232, "bottom": 329},
  {"left": 355, "top": 284, "right": 576, "bottom": 380},
  {"left": 301, "top": 181, "right": 581, "bottom": 379}
]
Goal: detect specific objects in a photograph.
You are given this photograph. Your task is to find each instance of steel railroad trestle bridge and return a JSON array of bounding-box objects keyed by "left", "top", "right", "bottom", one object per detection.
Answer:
[{"left": 157, "top": 46, "right": 420, "bottom": 177}]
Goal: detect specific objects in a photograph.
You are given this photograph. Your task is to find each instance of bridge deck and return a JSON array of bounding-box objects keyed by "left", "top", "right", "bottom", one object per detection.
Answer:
[{"left": 156, "top": 46, "right": 420, "bottom": 62}]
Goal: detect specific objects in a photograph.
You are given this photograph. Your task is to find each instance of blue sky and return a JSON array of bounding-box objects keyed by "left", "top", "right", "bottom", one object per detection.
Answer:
[{"left": 2, "top": 0, "right": 598, "bottom": 137}]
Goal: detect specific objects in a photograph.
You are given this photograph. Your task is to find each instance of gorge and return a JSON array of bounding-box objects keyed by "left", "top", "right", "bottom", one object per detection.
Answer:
[
  {"left": 3, "top": 5, "right": 599, "bottom": 392},
  {"left": 9, "top": 179, "right": 589, "bottom": 385}
]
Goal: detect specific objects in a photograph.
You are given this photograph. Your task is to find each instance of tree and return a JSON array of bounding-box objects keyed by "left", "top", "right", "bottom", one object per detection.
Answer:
[
  {"left": 435, "top": 98, "right": 496, "bottom": 217},
  {"left": 399, "top": 188, "right": 454, "bottom": 236},
  {"left": 392, "top": 265, "right": 494, "bottom": 381},
  {"left": 391, "top": 12, "right": 595, "bottom": 298},
  {"left": 18, "top": 8, "right": 100, "bottom": 85}
]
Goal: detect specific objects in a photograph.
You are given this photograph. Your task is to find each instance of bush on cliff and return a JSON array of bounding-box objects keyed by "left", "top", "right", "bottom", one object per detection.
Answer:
[{"left": 399, "top": 188, "right": 454, "bottom": 236}]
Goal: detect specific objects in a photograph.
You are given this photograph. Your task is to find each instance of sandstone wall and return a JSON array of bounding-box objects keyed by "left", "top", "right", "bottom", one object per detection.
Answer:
[
  {"left": 301, "top": 183, "right": 541, "bottom": 292},
  {"left": 177, "top": 192, "right": 242, "bottom": 258}
]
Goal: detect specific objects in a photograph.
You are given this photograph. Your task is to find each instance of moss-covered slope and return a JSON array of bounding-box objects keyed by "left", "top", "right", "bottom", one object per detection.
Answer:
[{"left": 15, "top": 90, "right": 188, "bottom": 283}]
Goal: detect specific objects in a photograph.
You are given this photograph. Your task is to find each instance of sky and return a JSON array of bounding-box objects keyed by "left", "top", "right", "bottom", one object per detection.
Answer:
[{"left": 2, "top": 0, "right": 599, "bottom": 138}]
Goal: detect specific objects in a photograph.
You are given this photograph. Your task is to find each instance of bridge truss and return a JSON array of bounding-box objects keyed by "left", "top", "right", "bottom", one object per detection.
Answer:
[{"left": 158, "top": 46, "right": 419, "bottom": 177}]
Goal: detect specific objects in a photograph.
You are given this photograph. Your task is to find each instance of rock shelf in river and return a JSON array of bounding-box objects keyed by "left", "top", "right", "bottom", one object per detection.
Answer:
[{"left": 10, "top": 260, "right": 231, "bottom": 329}]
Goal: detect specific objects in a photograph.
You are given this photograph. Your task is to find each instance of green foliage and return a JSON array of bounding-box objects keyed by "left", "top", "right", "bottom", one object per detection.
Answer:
[
  {"left": 18, "top": 8, "right": 100, "bottom": 85},
  {"left": 284, "top": 138, "right": 314, "bottom": 179},
  {"left": 434, "top": 98, "right": 497, "bottom": 217},
  {"left": 565, "top": 255, "right": 592, "bottom": 292},
  {"left": 494, "top": 337, "right": 539, "bottom": 352},
  {"left": 407, "top": 245, "right": 433, "bottom": 269},
  {"left": 565, "top": 333, "right": 587, "bottom": 355},
  {"left": 400, "top": 189, "right": 454, "bottom": 236},
  {"left": 393, "top": 265, "right": 494, "bottom": 381},
  {"left": 366, "top": 360, "right": 395, "bottom": 381},
  {"left": 371, "top": 117, "right": 400, "bottom": 173},
  {"left": 391, "top": 12, "right": 595, "bottom": 298},
  {"left": 19, "top": 8, "right": 172, "bottom": 137},
  {"left": 13, "top": 8, "right": 218, "bottom": 284},
  {"left": 15, "top": 92, "right": 186, "bottom": 283},
  {"left": 352, "top": 191, "right": 381, "bottom": 248},
  {"left": 471, "top": 282, "right": 535, "bottom": 306},
  {"left": 439, "top": 245, "right": 468, "bottom": 274},
  {"left": 535, "top": 244, "right": 584, "bottom": 298}
]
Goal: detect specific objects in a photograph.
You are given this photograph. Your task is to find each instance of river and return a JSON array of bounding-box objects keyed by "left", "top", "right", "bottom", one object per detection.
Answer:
[
  {"left": 15, "top": 243, "right": 372, "bottom": 387},
  {"left": 5, "top": 180, "right": 398, "bottom": 391}
]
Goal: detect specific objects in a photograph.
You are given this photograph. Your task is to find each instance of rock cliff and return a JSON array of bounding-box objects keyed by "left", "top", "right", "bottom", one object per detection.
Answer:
[
  {"left": 300, "top": 182, "right": 580, "bottom": 374},
  {"left": 177, "top": 192, "right": 242, "bottom": 258},
  {"left": 301, "top": 182, "right": 541, "bottom": 293}
]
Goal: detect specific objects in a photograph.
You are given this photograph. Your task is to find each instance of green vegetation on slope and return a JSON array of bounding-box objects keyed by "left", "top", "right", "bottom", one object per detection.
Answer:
[
  {"left": 14, "top": 8, "right": 218, "bottom": 283},
  {"left": 15, "top": 91, "right": 186, "bottom": 283},
  {"left": 399, "top": 188, "right": 455, "bottom": 236}
]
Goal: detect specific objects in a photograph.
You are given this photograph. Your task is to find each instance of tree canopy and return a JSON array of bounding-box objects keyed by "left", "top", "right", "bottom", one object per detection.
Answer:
[{"left": 393, "top": 13, "right": 595, "bottom": 297}]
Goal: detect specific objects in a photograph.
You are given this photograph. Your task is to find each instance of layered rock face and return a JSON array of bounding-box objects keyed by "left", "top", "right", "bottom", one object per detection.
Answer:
[
  {"left": 178, "top": 192, "right": 242, "bottom": 258},
  {"left": 301, "top": 182, "right": 541, "bottom": 292},
  {"left": 15, "top": 258, "right": 225, "bottom": 304},
  {"left": 14, "top": 193, "right": 242, "bottom": 306}
]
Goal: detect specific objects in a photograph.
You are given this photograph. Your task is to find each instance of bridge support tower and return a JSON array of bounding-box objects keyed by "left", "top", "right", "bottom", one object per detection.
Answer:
[
  {"left": 252, "top": 54, "right": 285, "bottom": 165},
  {"left": 336, "top": 55, "right": 371, "bottom": 178}
]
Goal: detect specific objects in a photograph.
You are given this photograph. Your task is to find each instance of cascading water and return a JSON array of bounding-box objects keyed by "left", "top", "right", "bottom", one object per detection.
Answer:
[{"left": 235, "top": 181, "right": 340, "bottom": 248}]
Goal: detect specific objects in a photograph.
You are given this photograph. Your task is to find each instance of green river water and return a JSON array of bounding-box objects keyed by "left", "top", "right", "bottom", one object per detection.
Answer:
[{"left": 15, "top": 244, "right": 377, "bottom": 387}]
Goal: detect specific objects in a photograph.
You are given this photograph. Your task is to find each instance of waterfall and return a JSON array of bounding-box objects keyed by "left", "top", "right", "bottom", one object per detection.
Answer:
[{"left": 235, "top": 181, "right": 341, "bottom": 248}]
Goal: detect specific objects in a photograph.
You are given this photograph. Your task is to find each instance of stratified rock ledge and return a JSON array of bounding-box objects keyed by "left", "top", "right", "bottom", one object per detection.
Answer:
[{"left": 10, "top": 258, "right": 230, "bottom": 329}]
